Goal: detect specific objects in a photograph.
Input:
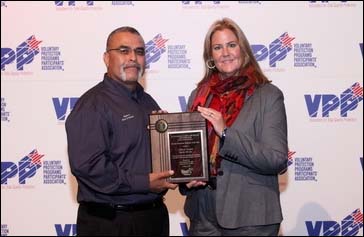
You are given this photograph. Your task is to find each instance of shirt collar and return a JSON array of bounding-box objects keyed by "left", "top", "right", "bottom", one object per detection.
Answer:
[{"left": 103, "top": 73, "right": 144, "bottom": 100}]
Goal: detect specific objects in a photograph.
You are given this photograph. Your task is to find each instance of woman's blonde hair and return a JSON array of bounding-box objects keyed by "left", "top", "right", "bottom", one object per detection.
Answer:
[{"left": 199, "top": 17, "right": 269, "bottom": 86}]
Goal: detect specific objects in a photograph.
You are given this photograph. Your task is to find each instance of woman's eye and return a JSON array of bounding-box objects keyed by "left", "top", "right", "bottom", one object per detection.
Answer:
[{"left": 213, "top": 46, "right": 221, "bottom": 51}]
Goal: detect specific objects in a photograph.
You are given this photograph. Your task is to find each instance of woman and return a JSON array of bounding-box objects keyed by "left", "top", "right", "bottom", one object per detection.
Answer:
[{"left": 181, "top": 18, "right": 288, "bottom": 236}]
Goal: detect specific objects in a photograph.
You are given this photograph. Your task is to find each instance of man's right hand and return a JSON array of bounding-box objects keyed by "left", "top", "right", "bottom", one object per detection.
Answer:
[{"left": 149, "top": 170, "right": 178, "bottom": 193}]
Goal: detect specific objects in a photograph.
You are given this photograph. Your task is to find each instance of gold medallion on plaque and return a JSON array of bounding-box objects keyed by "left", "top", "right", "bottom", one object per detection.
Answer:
[{"left": 155, "top": 119, "right": 168, "bottom": 133}]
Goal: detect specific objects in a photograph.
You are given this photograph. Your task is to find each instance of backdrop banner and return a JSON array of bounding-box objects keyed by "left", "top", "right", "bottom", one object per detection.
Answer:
[{"left": 1, "top": 1, "right": 363, "bottom": 236}]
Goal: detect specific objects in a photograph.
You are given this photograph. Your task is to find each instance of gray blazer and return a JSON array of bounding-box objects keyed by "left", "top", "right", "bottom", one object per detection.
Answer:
[{"left": 184, "top": 83, "right": 288, "bottom": 228}]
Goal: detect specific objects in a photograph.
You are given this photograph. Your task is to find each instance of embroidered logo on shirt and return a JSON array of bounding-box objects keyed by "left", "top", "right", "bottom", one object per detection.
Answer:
[{"left": 121, "top": 114, "right": 135, "bottom": 121}]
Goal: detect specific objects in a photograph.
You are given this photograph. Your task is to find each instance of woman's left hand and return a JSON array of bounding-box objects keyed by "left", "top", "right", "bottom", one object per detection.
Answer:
[{"left": 197, "top": 106, "right": 226, "bottom": 137}]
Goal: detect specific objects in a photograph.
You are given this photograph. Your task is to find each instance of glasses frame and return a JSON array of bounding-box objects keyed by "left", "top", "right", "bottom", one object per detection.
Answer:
[{"left": 106, "top": 46, "right": 146, "bottom": 56}]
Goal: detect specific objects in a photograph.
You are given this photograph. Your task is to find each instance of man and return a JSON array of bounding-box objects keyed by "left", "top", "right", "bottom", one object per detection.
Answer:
[{"left": 65, "top": 26, "right": 177, "bottom": 236}]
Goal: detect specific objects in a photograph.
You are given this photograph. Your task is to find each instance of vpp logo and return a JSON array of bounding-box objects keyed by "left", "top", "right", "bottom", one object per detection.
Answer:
[
  {"left": 178, "top": 96, "right": 187, "bottom": 112},
  {"left": 53, "top": 97, "right": 78, "bottom": 121},
  {"left": 306, "top": 209, "right": 363, "bottom": 236},
  {"left": 145, "top": 34, "right": 168, "bottom": 69},
  {"left": 251, "top": 32, "right": 295, "bottom": 67},
  {"left": 1, "top": 35, "right": 42, "bottom": 71},
  {"left": 305, "top": 83, "right": 363, "bottom": 117},
  {"left": 55, "top": 1, "right": 93, "bottom": 6},
  {"left": 287, "top": 150, "right": 296, "bottom": 167},
  {"left": 1, "top": 149, "right": 44, "bottom": 184},
  {"left": 55, "top": 224, "right": 76, "bottom": 236},
  {"left": 279, "top": 150, "right": 295, "bottom": 175}
]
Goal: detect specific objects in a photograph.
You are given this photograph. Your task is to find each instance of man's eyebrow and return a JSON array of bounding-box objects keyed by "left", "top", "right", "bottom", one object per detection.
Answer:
[
  {"left": 116, "top": 45, "right": 129, "bottom": 49},
  {"left": 116, "top": 45, "right": 145, "bottom": 49}
]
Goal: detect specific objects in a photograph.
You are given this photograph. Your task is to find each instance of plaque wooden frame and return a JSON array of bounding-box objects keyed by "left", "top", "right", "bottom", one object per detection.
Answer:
[{"left": 149, "top": 112, "right": 209, "bottom": 183}]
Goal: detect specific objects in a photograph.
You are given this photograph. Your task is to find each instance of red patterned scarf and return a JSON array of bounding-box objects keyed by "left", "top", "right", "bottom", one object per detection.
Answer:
[{"left": 190, "top": 66, "right": 257, "bottom": 176}]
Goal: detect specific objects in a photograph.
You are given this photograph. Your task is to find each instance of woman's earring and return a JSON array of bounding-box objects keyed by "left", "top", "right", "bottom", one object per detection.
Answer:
[{"left": 206, "top": 59, "right": 216, "bottom": 69}]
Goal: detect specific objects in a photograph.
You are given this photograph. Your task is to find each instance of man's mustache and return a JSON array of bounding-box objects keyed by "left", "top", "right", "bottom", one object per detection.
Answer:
[{"left": 121, "top": 63, "right": 142, "bottom": 70}]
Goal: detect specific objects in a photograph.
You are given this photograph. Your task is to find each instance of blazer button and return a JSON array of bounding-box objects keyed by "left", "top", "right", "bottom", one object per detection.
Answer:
[{"left": 217, "top": 170, "right": 224, "bottom": 176}]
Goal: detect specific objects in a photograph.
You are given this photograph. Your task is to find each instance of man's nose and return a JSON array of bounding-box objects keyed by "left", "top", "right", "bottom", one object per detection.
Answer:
[{"left": 128, "top": 50, "right": 137, "bottom": 61}]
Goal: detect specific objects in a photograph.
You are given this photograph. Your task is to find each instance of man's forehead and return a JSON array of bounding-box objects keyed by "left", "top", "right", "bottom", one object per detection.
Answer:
[{"left": 110, "top": 32, "right": 144, "bottom": 47}]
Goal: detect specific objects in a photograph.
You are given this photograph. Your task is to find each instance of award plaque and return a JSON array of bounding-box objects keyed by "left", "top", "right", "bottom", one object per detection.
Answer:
[{"left": 149, "top": 112, "right": 209, "bottom": 183}]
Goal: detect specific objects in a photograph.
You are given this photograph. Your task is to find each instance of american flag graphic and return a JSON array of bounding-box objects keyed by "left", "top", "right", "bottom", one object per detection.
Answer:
[
  {"left": 279, "top": 32, "right": 295, "bottom": 49},
  {"left": 28, "top": 149, "right": 44, "bottom": 166},
  {"left": 351, "top": 82, "right": 363, "bottom": 99},
  {"left": 152, "top": 33, "right": 168, "bottom": 49},
  {"left": 339, "top": 208, "right": 364, "bottom": 236},
  {"left": 26, "top": 35, "right": 42, "bottom": 52},
  {"left": 350, "top": 209, "right": 363, "bottom": 225},
  {"left": 145, "top": 33, "right": 169, "bottom": 68},
  {"left": 280, "top": 150, "right": 295, "bottom": 174},
  {"left": 287, "top": 150, "right": 296, "bottom": 166}
]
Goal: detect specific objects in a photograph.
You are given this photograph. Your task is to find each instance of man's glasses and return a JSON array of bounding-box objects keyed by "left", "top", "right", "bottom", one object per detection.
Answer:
[{"left": 107, "top": 46, "right": 146, "bottom": 56}]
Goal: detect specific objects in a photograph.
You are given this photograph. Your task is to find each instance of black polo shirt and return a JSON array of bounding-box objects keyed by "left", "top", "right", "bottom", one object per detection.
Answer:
[{"left": 66, "top": 74, "right": 162, "bottom": 205}]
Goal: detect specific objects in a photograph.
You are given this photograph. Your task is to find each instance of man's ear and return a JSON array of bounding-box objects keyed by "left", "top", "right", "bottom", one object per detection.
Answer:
[{"left": 103, "top": 52, "right": 109, "bottom": 67}]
